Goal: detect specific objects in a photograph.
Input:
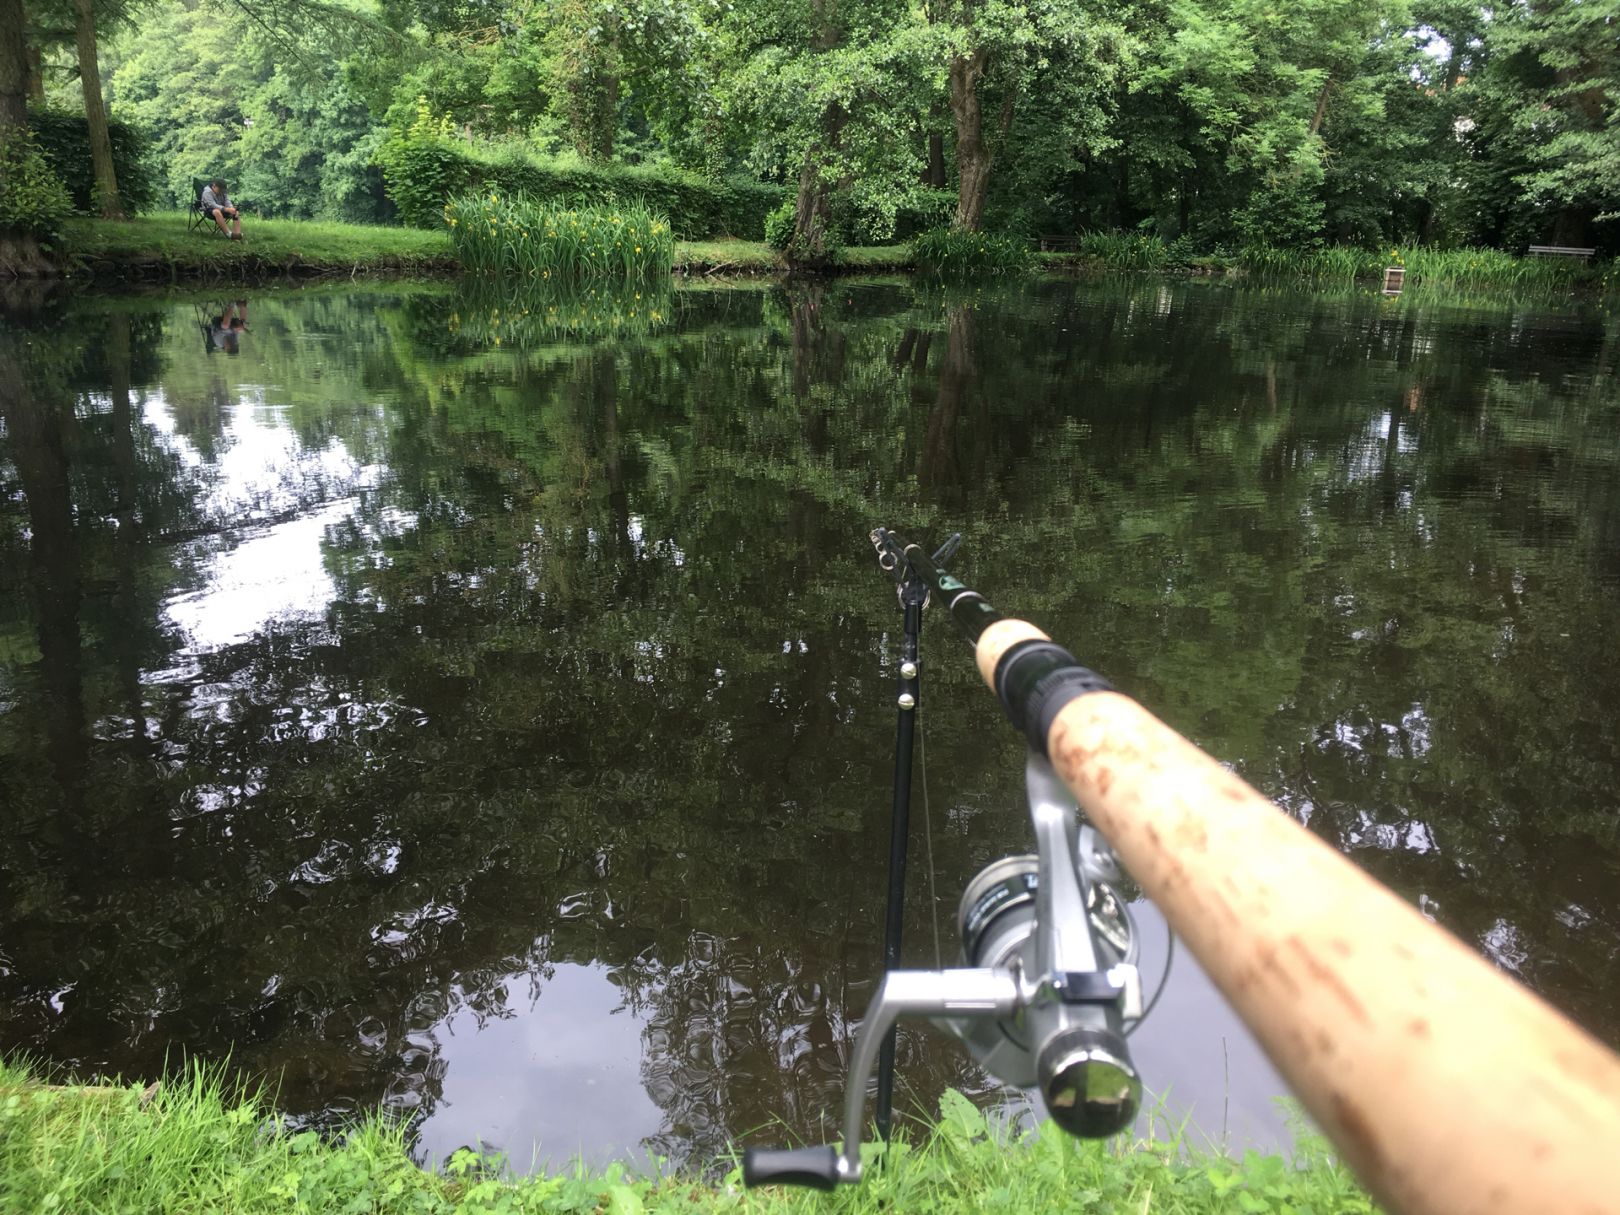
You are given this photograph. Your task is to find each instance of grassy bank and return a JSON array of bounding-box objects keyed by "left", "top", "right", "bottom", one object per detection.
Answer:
[
  {"left": 35, "top": 215, "right": 1609, "bottom": 294},
  {"left": 0, "top": 1058, "right": 1375, "bottom": 1214},
  {"left": 45, "top": 215, "right": 910, "bottom": 280},
  {"left": 59, "top": 213, "right": 460, "bottom": 277}
]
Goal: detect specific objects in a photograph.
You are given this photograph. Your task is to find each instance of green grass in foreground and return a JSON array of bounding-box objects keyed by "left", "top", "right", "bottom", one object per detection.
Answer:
[{"left": 0, "top": 1058, "right": 1377, "bottom": 1214}]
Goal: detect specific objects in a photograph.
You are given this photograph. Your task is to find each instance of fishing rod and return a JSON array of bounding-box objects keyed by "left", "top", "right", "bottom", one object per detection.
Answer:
[
  {"left": 743, "top": 530, "right": 1149, "bottom": 1190},
  {"left": 744, "top": 528, "right": 1620, "bottom": 1215}
]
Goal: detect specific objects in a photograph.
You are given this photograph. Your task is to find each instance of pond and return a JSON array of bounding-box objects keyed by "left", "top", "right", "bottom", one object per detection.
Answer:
[{"left": 2, "top": 276, "right": 1618, "bottom": 1174}]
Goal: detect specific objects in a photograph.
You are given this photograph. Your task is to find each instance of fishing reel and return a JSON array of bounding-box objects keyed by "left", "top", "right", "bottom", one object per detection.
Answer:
[{"left": 742, "top": 754, "right": 1145, "bottom": 1189}]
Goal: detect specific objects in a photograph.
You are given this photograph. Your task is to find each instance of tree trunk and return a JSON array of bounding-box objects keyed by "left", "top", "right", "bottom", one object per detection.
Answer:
[
  {"left": 790, "top": 147, "right": 832, "bottom": 266},
  {"left": 926, "top": 129, "right": 946, "bottom": 188},
  {"left": 593, "top": 71, "right": 617, "bottom": 160},
  {"left": 0, "top": 0, "right": 42, "bottom": 263},
  {"left": 25, "top": 43, "right": 42, "bottom": 102},
  {"left": 73, "top": 0, "right": 124, "bottom": 218},
  {"left": 1309, "top": 75, "right": 1334, "bottom": 139},
  {"left": 1552, "top": 207, "right": 1593, "bottom": 248},
  {"left": 3, "top": 372, "right": 88, "bottom": 793},
  {"left": 920, "top": 305, "right": 975, "bottom": 494},
  {"left": 108, "top": 312, "right": 153, "bottom": 758},
  {"left": 789, "top": 102, "right": 844, "bottom": 268},
  {"left": 0, "top": 0, "right": 27, "bottom": 131},
  {"left": 949, "top": 50, "right": 990, "bottom": 231},
  {"left": 1416, "top": 197, "right": 1435, "bottom": 246}
]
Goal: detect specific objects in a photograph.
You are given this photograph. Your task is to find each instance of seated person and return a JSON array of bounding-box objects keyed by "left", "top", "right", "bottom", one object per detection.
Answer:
[{"left": 200, "top": 179, "right": 242, "bottom": 240}]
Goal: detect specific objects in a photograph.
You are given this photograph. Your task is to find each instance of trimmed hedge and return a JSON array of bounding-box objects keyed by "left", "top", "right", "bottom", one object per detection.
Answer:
[
  {"left": 376, "top": 106, "right": 783, "bottom": 240},
  {"left": 27, "top": 108, "right": 159, "bottom": 216}
]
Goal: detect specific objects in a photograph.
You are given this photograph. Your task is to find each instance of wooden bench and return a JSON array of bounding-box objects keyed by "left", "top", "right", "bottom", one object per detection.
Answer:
[
  {"left": 1038, "top": 235, "right": 1080, "bottom": 252},
  {"left": 1527, "top": 245, "right": 1596, "bottom": 261}
]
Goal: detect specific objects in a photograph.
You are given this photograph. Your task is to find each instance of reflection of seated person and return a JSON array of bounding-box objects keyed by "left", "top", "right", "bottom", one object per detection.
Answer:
[
  {"left": 206, "top": 300, "right": 248, "bottom": 355},
  {"left": 200, "top": 179, "right": 242, "bottom": 240}
]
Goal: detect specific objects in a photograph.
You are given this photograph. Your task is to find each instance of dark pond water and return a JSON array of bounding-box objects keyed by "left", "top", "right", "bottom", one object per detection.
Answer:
[{"left": 2, "top": 277, "right": 1618, "bottom": 1173}]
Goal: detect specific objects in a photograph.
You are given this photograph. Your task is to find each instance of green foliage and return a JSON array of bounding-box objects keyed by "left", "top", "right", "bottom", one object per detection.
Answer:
[
  {"left": 893, "top": 189, "right": 957, "bottom": 240},
  {"left": 445, "top": 193, "right": 675, "bottom": 279},
  {"left": 100, "top": 5, "right": 393, "bottom": 222},
  {"left": 374, "top": 100, "right": 473, "bottom": 229},
  {"left": 911, "top": 227, "right": 1031, "bottom": 277},
  {"left": 25, "top": 109, "right": 159, "bottom": 216},
  {"left": 763, "top": 199, "right": 795, "bottom": 252},
  {"left": 78, "top": 0, "right": 1620, "bottom": 256},
  {"left": 1476, "top": 0, "right": 1620, "bottom": 226},
  {"left": 0, "top": 1059, "right": 1378, "bottom": 1213},
  {"left": 379, "top": 100, "right": 785, "bottom": 239},
  {"left": 0, "top": 136, "right": 73, "bottom": 239}
]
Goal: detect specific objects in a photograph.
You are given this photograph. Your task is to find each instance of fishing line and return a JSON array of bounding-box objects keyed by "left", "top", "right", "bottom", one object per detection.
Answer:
[
  {"left": 918, "top": 698, "right": 943, "bottom": 970},
  {"left": 1126, "top": 919, "right": 1176, "bottom": 1037}
]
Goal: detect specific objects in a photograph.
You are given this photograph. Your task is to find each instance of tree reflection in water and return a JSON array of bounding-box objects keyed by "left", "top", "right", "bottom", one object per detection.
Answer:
[{"left": 1, "top": 279, "right": 1617, "bottom": 1171}]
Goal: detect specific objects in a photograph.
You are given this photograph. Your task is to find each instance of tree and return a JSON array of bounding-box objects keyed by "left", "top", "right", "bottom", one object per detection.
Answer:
[
  {"left": 934, "top": 0, "right": 1127, "bottom": 232},
  {"left": 0, "top": 0, "right": 27, "bottom": 130},
  {"left": 103, "top": 2, "right": 391, "bottom": 218},
  {"left": 724, "top": 0, "right": 934, "bottom": 262},
  {"left": 71, "top": 0, "right": 124, "bottom": 216},
  {"left": 1471, "top": 0, "right": 1619, "bottom": 245}
]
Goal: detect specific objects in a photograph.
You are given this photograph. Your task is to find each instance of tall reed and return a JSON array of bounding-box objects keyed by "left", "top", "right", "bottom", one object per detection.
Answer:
[
  {"left": 1238, "top": 243, "right": 1597, "bottom": 292},
  {"left": 444, "top": 192, "right": 675, "bottom": 280},
  {"left": 912, "top": 228, "right": 1032, "bottom": 277},
  {"left": 1078, "top": 231, "right": 1174, "bottom": 270}
]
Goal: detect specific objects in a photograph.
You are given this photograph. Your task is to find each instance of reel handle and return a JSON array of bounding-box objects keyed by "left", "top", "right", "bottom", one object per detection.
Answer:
[{"left": 741, "top": 1146, "right": 839, "bottom": 1190}]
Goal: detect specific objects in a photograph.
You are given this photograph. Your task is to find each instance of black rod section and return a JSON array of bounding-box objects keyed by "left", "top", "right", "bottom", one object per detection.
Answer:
[
  {"left": 880, "top": 530, "right": 1113, "bottom": 760},
  {"left": 874, "top": 590, "right": 923, "bottom": 1141},
  {"left": 895, "top": 538, "right": 1003, "bottom": 644}
]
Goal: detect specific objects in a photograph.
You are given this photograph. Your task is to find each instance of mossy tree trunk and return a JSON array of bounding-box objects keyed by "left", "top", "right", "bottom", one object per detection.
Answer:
[
  {"left": 0, "top": 0, "right": 46, "bottom": 267},
  {"left": 949, "top": 42, "right": 1015, "bottom": 234},
  {"left": 0, "top": 0, "right": 27, "bottom": 131},
  {"left": 73, "top": 0, "right": 125, "bottom": 219}
]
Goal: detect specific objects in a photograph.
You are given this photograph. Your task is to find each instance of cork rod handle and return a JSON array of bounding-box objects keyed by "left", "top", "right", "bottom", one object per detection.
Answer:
[{"left": 975, "top": 618, "right": 1620, "bottom": 1215}]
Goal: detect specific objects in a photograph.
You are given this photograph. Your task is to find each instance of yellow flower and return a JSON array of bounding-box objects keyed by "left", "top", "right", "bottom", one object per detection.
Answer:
[{"left": 635, "top": 246, "right": 642, "bottom": 253}]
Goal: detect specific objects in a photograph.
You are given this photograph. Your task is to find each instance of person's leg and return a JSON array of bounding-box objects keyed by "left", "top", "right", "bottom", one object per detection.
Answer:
[{"left": 211, "top": 206, "right": 230, "bottom": 236}]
